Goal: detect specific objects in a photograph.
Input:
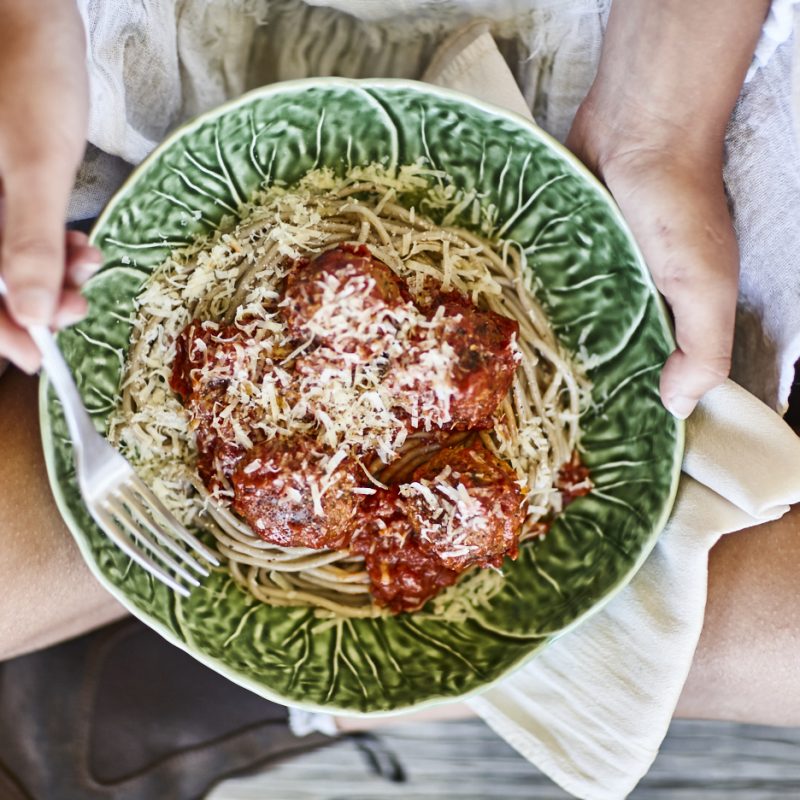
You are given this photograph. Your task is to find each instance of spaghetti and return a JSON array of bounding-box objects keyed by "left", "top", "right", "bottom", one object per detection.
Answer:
[{"left": 109, "top": 163, "right": 590, "bottom": 618}]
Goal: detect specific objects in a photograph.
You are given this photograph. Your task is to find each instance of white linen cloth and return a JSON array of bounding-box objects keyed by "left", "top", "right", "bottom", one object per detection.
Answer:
[
  {"left": 727, "top": 10, "right": 800, "bottom": 411},
  {"left": 751, "top": 0, "right": 800, "bottom": 79},
  {"left": 70, "top": 2, "right": 800, "bottom": 799}
]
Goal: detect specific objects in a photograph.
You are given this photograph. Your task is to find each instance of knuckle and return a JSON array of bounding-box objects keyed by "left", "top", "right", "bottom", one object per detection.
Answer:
[
  {"left": 3, "top": 234, "right": 60, "bottom": 269},
  {"left": 702, "top": 354, "right": 732, "bottom": 382},
  {"left": 680, "top": 352, "right": 731, "bottom": 387}
]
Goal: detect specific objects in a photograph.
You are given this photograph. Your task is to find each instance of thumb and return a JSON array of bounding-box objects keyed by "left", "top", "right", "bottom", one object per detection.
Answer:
[
  {"left": 601, "top": 159, "right": 740, "bottom": 421},
  {"left": 0, "top": 157, "right": 75, "bottom": 327},
  {"left": 659, "top": 276, "right": 737, "bottom": 419}
]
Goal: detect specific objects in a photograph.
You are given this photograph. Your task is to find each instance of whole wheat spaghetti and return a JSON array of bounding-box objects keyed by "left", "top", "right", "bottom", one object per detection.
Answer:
[{"left": 109, "top": 164, "right": 590, "bottom": 619}]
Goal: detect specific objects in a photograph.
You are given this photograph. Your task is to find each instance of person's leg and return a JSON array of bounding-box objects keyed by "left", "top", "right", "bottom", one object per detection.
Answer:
[
  {"left": 675, "top": 503, "right": 800, "bottom": 724},
  {"left": 0, "top": 369, "right": 125, "bottom": 661}
]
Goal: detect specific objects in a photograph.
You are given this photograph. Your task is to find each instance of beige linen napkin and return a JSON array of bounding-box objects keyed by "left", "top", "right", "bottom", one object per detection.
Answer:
[{"left": 415, "top": 25, "right": 800, "bottom": 800}]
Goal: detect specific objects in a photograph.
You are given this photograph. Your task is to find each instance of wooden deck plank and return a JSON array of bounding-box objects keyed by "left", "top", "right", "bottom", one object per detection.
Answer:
[{"left": 208, "top": 719, "right": 800, "bottom": 799}]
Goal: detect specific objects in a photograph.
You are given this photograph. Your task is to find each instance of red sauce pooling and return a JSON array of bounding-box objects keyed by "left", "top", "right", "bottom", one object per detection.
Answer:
[{"left": 556, "top": 451, "right": 593, "bottom": 508}]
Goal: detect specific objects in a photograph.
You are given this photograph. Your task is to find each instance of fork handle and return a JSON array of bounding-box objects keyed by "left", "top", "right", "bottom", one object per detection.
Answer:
[
  {"left": 28, "top": 324, "right": 98, "bottom": 463},
  {"left": 0, "top": 274, "right": 108, "bottom": 476}
]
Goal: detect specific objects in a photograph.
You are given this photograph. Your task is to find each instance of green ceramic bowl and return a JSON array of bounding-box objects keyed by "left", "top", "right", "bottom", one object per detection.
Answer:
[{"left": 40, "top": 78, "right": 683, "bottom": 715}]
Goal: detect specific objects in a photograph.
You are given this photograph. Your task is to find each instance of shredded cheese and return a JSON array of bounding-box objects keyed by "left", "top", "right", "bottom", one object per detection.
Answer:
[{"left": 107, "top": 160, "right": 589, "bottom": 621}]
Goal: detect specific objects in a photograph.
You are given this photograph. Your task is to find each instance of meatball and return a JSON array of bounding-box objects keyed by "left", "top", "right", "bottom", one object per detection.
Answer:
[
  {"left": 194, "top": 426, "right": 248, "bottom": 496},
  {"left": 387, "top": 292, "right": 522, "bottom": 431},
  {"left": 399, "top": 440, "right": 525, "bottom": 571},
  {"left": 350, "top": 488, "right": 459, "bottom": 613},
  {"left": 170, "top": 321, "right": 245, "bottom": 402},
  {"left": 282, "top": 244, "right": 413, "bottom": 357},
  {"left": 171, "top": 322, "right": 256, "bottom": 491},
  {"left": 231, "top": 437, "right": 361, "bottom": 549},
  {"left": 439, "top": 296, "right": 521, "bottom": 429},
  {"left": 171, "top": 321, "right": 277, "bottom": 492}
]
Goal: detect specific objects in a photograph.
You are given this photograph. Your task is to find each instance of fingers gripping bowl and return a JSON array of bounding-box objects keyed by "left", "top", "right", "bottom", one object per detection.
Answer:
[{"left": 41, "top": 79, "right": 683, "bottom": 714}]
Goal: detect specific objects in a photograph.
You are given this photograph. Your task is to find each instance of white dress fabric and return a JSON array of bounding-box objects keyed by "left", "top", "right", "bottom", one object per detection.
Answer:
[{"left": 71, "top": 2, "right": 800, "bottom": 798}]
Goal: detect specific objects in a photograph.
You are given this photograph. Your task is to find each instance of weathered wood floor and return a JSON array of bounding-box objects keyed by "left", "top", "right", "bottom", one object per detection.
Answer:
[{"left": 208, "top": 718, "right": 800, "bottom": 799}]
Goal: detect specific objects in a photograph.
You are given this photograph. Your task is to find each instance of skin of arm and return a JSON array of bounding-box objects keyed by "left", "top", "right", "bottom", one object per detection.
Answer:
[
  {"left": 567, "top": 0, "right": 770, "bottom": 418},
  {"left": 0, "top": 0, "right": 101, "bottom": 372}
]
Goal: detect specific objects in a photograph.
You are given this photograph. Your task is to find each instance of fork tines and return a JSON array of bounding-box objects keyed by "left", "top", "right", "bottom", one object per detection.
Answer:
[{"left": 94, "top": 477, "right": 220, "bottom": 597}]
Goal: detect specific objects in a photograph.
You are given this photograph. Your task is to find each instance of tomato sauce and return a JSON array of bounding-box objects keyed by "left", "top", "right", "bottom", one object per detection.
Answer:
[{"left": 556, "top": 451, "right": 593, "bottom": 508}]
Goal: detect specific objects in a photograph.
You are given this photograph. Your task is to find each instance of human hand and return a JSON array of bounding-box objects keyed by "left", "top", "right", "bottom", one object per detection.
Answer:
[
  {"left": 566, "top": 0, "right": 768, "bottom": 419},
  {"left": 567, "top": 109, "right": 738, "bottom": 420},
  {"left": 0, "top": 0, "right": 101, "bottom": 373}
]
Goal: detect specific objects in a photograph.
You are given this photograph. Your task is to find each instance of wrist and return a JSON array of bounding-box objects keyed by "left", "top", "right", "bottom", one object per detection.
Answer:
[
  {"left": 568, "top": 87, "right": 724, "bottom": 182},
  {"left": 569, "top": 0, "right": 769, "bottom": 179}
]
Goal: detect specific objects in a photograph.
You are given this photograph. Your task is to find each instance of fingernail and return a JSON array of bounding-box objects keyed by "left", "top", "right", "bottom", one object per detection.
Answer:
[
  {"left": 12, "top": 287, "right": 55, "bottom": 325},
  {"left": 53, "top": 307, "right": 87, "bottom": 329},
  {"left": 665, "top": 394, "right": 695, "bottom": 420},
  {"left": 19, "top": 356, "right": 41, "bottom": 376},
  {"left": 6, "top": 349, "right": 41, "bottom": 375},
  {"left": 72, "top": 260, "right": 101, "bottom": 284}
]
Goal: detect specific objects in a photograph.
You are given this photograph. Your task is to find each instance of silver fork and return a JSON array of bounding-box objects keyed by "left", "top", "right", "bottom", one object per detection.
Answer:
[{"left": 0, "top": 278, "right": 219, "bottom": 596}]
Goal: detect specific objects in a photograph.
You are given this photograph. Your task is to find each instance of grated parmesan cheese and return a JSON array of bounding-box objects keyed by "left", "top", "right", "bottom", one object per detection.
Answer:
[
  {"left": 242, "top": 459, "right": 262, "bottom": 475},
  {"left": 107, "top": 160, "right": 589, "bottom": 622}
]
